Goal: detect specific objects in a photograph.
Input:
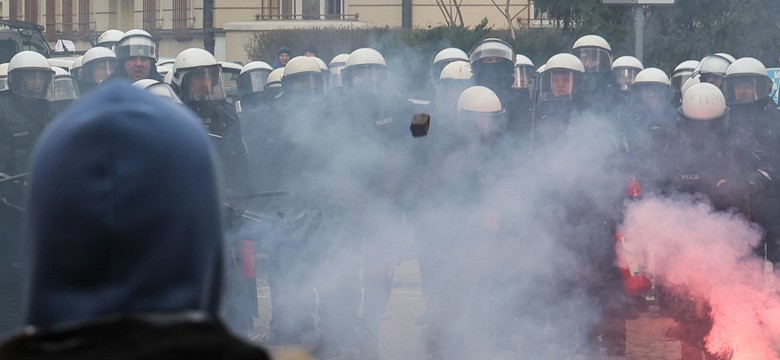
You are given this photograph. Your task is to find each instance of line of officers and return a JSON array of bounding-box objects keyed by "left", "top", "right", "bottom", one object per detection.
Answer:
[{"left": 0, "top": 28, "right": 779, "bottom": 360}]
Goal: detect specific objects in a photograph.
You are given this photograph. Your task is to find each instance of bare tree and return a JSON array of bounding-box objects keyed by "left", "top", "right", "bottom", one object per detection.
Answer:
[
  {"left": 490, "top": 0, "right": 532, "bottom": 39},
  {"left": 435, "top": 0, "right": 464, "bottom": 27}
]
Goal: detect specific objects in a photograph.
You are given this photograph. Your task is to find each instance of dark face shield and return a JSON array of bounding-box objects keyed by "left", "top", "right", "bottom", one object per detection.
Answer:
[
  {"left": 10, "top": 69, "right": 54, "bottom": 99},
  {"left": 53, "top": 76, "right": 80, "bottom": 101},
  {"left": 180, "top": 67, "right": 226, "bottom": 102},
  {"left": 282, "top": 72, "right": 325, "bottom": 99},
  {"left": 723, "top": 75, "right": 772, "bottom": 105},
  {"left": 82, "top": 59, "right": 115, "bottom": 84},
  {"left": 631, "top": 83, "right": 671, "bottom": 110},
  {"left": 343, "top": 65, "right": 389, "bottom": 95},
  {"left": 699, "top": 73, "right": 724, "bottom": 88},
  {"left": 572, "top": 47, "right": 612, "bottom": 73},
  {"left": 671, "top": 70, "right": 693, "bottom": 93},
  {"left": 614, "top": 67, "right": 640, "bottom": 92},
  {"left": 237, "top": 69, "right": 270, "bottom": 99}
]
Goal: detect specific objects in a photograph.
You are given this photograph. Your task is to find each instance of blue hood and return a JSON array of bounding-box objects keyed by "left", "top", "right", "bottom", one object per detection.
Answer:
[{"left": 24, "top": 82, "right": 224, "bottom": 328}]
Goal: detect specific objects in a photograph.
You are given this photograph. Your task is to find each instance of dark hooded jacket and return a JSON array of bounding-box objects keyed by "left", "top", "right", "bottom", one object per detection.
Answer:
[{"left": 0, "top": 83, "right": 269, "bottom": 360}]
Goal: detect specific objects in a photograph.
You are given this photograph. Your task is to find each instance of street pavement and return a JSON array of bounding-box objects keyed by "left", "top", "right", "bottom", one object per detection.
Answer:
[{"left": 257, "top": 259, "right": 685, "bottom": 360}]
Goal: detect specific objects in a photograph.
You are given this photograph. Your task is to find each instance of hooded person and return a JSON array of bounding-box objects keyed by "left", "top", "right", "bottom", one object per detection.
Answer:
[
  {"left": 0, "top": 82, "right": 271, "bottom": 360},
  {"left": 273, "top": 46, "right": 292, "bottom": 69}
]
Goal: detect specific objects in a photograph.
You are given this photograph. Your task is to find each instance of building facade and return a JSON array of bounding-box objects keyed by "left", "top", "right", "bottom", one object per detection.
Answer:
[{"left": 0, "top": 0, "right": 546, "bottom": 63}]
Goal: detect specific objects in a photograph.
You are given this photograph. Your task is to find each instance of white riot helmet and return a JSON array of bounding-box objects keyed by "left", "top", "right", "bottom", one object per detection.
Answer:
[
  {"left": 51, "top": 66, "right": 80, "bottom": 101},
  {"left": 437, "top": 62, "right": 474, "bottom": 112},
  {"left": 265, "top": 68, "right": 285, "bottom": 100},
  {"left": 311, "top": 56, "right": 331, "bottom": 90},
  {"left": 115, "top": 31, "right": 158, "bottom": 61},
  {"left": 237, "top": 61, "right": 273, "bottom": 99},
  {"left": 8, "top": 51, "right": 54, "bottom": 99},
  {"left": 329, "top": 53, "right": 349, "bottom": 87},
  {"left": 722, "top": 57, "right": 773, "bottom": 105},
  {"left": 0, "top": 63, "right": 8, "bottom": 90},
  {"left": 671, "top": 60, "right": 699, "bottom": 93},
  {"left": 156, "top": 66, "right": 170, "bottom": 78},
  {"left": 81, "top": 47, "right": 116, "bottom": 85},
  {"left": 163, "top": 70, "right": 174, "bottom": 85},
  {"left": 540, "top": 53, "right": 585, "bottom": 101},
  {"left": 513, "top": 54, "right": 535, "bottom": 90},
  {"left": 571, "top": 35, "right": 612, "bottom": 73},
  {"left": 133, "top": 79, "right": 183, "bottom": 104},
  {"left": 431, "top": 47, "right": 469, "bottom": 81},
  {"left": 281, "top": 56, "right": 323, "bottom": 98},
  {"left": 456, "top": 85, "right": 507, "bottom": 141},
  {"left": 97, "top": 29, "right": 125, "bottom": 50},
  {"left": 612, "top": 55, "right": 644, "bottom": 92},
  {"left": 692, "top": 55, "right": 733, "bottom": 87},
  {"left": 631, "top": 68, "right": 670, "bottom": 110},
  {"left": 714, "top": 53, "right": 736, "bottom": 63},
  {"left": 680, "top": 82, "right": 728, "bottom": 121},
  {"left": 70, "top": 56, "right": 84, "bottom": 81},
  {"left": 172, "top": 48, "right": 226, "bottom": 102},
  {"left": 468, "top": 38, "right": 514, "bottom": 66},
  {"left": 342, "top": 47, "right": 388, "bottom": 93}
]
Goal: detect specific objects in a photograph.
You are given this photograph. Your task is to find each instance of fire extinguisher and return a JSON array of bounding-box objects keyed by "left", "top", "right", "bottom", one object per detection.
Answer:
[{"left": 615, "top": 176, "right": 652, "bottom": 296}]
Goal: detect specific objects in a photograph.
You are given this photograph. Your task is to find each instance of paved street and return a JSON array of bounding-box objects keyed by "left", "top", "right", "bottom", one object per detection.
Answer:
[{"left": 257, "top": 259, "right": 685, "bottom": 360}]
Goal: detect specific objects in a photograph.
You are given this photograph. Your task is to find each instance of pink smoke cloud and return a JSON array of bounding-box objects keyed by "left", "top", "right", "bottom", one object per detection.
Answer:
[{"left": 619, "top": 195, "right": 780, "bottom": 359}]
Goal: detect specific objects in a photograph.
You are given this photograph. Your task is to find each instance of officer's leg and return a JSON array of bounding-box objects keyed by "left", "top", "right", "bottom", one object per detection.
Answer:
[{"left": 357, "top": 263, "right": 394, "bottom": 360}]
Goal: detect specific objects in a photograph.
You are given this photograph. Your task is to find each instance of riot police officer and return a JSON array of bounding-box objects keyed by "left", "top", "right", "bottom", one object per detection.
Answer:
[
  {"left": 671, "top": 60, "right": 699, "bottom": 104},
  {"left": 611, "top": 55, "right": 643, "bottom": 107},
  {"left": 78, "top": 46, "right": 116, "bottom": 93},
  {"left": 430, "top": 47, "right": 469, "bottom": 82},
  {"left": 236, "top": 61, "right": 273, "bottom": 113},
  {"left": 692, "top": 54, "right": 733, "bottom": 89},
  {"left": 469, "top": 38, "right": 532, "bottom": 133},
  {"left": 661, "top": 82, "right": 779, "bottom": 359},
  {"left": 108, "top": 29, "right": 162, "bottom": 82},
  {"left": 571, "top": 34, "right": 616, "bottom": 112},
  {"left": 512, "top": 54, "right": 535, "bottom": 98},
  {"left": 50, "top": 66, "right": 80, "bottom": 113},
  {"left": 264, "top": 68, "right": 284, "bottom": 104},
  {"left": 172, "top": 48, "right": 254, "bottom": 336},
  {"left": 0, "top": 51, "right": 56, "bottom": 337},
  {"left": 529, "top": 53, "right": 585, "bottom": 151},
  {"left": 95, "top": 29, "right": 124, "bottom": 50}
]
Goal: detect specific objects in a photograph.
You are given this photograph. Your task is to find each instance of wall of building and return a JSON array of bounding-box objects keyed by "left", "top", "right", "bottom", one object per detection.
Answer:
[{"left": 0, "top": 0, "right": 536, "bottom": 63}]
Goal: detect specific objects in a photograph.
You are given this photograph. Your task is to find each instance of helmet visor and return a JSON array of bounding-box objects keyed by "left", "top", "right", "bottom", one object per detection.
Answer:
[
  {"left": 115, "top": 36, "right": 157, "bottom": 59},
  {"left": 82, "top": 59, "right": 115, "bottom": 84},
  {"left": 541, "top": 69, "right": 576, "bottom": 101},
  {"left": 469, "top": 41, "right": 514, "bottom": 65},
  {"left": 631, "top": 83, "right": 671, "bottom": 109},
  {"left": 10, "top": 69, "right": 54, "bottom": 99},
  {"left": 671, "top": 71, "right": 693, "bottom": 92},
  {"left": 53, "top": 76, "right": 80, "bottom": 100},
  {"left": 237, "top": 69, "right": 270, "bottom": 97},
  {"left": 282, "top": 73, "right": 324, "bottom": 98},
  {"left": 458, "top": 110, "right": 508, "bottom": 141},
  {"left": 572, "top": 47, "right": 612, "bottom": 73},
  {"left": 614, "top": 68, "right": 640, "bottom": 92},
  {"left": 180, "top": 67, "right": 226, "bottom": 101},
  {"left": 723, "top": 75, "right": 772, "bottom": 104},
  {"left": 513, "top": 65, "right": 534, "bottom": 89},
  {"left": 343, "top": 64, "right": 388, "bottom": 92}
]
